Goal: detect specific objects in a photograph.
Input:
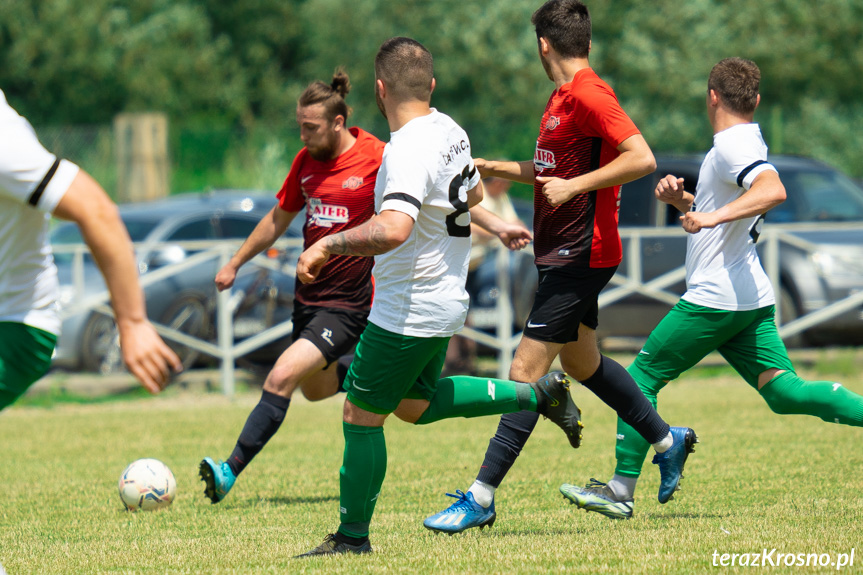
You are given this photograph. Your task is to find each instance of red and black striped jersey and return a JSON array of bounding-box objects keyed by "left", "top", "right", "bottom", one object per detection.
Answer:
[
  {"left": 277, "top": 127, "right": 384, "bottom": 310},
  {"left": 532, "top": 68, "right": 640, "bottom": 268}
]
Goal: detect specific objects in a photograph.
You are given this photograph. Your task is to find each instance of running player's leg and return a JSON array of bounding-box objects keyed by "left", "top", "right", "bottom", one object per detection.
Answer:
[
  {"left": 315, "top": 323, "right": 448, "bottom": 554},
  {"left": 720, "top": 306, "right": 863, "bottom": 426},
  {"left": 429, "top": 267, "right": 600, "bottom": 527},
  {"left": 199, "top": 304, "right": 364, "bottom": 503},
  {"left": 0, "top": 322, "right": 57, "bottom": 411},
  {"left": 564, "top": 301, "right": 729, "bottom": 517},
  {"left": 298, "top": 308, "right": 366, "bottom": 400}
]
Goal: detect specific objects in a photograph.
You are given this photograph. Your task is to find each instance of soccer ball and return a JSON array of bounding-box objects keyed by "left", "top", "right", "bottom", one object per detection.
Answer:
[{"left": 118, "top": 458, "right": 177, "bottom": 511}]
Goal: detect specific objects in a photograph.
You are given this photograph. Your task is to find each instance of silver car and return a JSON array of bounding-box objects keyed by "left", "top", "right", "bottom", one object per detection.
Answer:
[{"left": 50, "top": 190, "right": 302, "bottom": 373}]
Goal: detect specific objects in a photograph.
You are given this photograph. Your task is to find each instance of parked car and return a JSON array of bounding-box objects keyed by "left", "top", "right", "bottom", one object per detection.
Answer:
[
  {"left": 50, "top": 190, "right": 303, "bottom": 373},
  {"left": 602, "top": 154, "right": 863, "bottom": 346}
]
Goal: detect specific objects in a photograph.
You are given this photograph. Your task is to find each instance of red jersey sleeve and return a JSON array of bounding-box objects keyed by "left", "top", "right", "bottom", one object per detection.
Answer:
[
  {"left": 276, "top": 148, "right": 308, "bottom": 212},
  {"left": 574, "top": 80, "right": 640, "bottom": 148}
]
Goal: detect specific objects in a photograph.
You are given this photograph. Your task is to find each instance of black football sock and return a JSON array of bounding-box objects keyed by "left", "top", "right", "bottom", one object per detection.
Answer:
[
  {"left": 580, "top": 355, "right": 670, "bottom": 444},
  {"left": 227, "top": 390, "right": 291, "bottom": 475},
  {"left": 475, "top": 410, "right": 540, "bottom": 488},
  {"left": 335, "top": 354, "right": 354, "bottom": 390}
]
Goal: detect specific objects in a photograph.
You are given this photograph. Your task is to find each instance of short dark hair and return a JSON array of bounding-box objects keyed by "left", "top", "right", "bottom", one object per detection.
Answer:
[
  {"left": 374, "top": 37, "right": 434, "bottom": 101},
  {"left": 532, "top": 0, "right": 591, "bottom": 59},
  {"left": 297, "top": 69, "right": 352, "bottom": 122},
  {"left": 708, "top": 58, "right": 761, "bottom": 115}
]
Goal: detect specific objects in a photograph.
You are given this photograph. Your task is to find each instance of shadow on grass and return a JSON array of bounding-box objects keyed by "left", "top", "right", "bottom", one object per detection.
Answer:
[{"left": 244, "top": 495, "right": 340, "bottom": 506}]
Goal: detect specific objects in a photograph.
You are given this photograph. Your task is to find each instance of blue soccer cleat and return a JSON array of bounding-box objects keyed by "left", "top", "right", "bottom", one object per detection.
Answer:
[
  {"left": 199, "top": 457, "right": 236, "bottom": 504},
  {"left": 423, "top": 490, "right": 496, "bottom": 534},
  {"left": 652, "top": 427, "right": 698, "bottom": 503}
]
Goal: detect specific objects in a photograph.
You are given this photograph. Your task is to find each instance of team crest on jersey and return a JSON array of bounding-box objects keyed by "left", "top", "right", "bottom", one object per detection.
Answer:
[
  {"left": 534, "top": 147, "right": 556, "bottom": 171},
  {"left": 545, "top": 116, "right": 560, "bottom": 131},
  {"left": 342, "top": 176, "right": 363, "bottom": 190},
  {"left": 308, "top": 198, "right": 349, "bottom": 228}
]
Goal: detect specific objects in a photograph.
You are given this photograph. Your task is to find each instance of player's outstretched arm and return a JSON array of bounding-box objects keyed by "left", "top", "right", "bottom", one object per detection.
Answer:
[
  {"left": 297, "top": 210, "right": 414, "bottom": 283},
  {"left": 52, "top": 170, "right": 183, "bottom": 392},
  {"left": 681, "top": 170, "right": 786, "bottom": 233},
  {"left": 215, "top": 206, "right": 297, "bottom": 291},
  {"left": 474, "top": 158, "right": 535, "bottom": 185},
  {"left": 470, "top": 205, "right": 532, "bottom": 251}
]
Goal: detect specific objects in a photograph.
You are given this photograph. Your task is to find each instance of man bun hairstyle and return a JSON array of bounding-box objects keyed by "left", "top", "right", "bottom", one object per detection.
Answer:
[
  {"left": 375, "top": 37, "right": 434, "bottom": 101},
  {"left": 298, "top": 68, "right": 352, "bottom": 123},
  {"left": 532, "top": 0, "right": 591, "bottom": 59},
  {"left": 708, "top": 57, "right": 760, "bottom": 115}
]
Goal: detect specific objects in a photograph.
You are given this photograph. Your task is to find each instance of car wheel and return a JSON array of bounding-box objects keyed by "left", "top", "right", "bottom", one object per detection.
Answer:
[
  {"left": 80, "top": 312, "right": 123, "bottom": 375},
  {"left": 159, "top": 292, "right": 212, "bottom": 369},
  {"left": 778, "top": 286, "right": 806, "bottom": 348}
]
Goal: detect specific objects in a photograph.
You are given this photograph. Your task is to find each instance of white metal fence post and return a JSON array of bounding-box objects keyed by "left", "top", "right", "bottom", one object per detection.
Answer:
[{"left": 217, "top": 246, "right": 235, "bottom": 396}]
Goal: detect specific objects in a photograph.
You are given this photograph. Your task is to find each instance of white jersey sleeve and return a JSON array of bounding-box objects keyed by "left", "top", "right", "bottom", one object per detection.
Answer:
[
  {"left": 0, "top": 91, "right": 79, "bottom": 213},
  {"left": 377, "top": 144, "right": 434, "bottom": 220},
  {"left": 712, "top": 132, "right": 777, "bottom": 191}
]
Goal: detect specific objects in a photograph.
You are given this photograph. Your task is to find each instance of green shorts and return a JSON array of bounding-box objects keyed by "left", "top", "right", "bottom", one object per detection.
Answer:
[
  {"left": 630, "top": 300, "right": 793, "bottom": 389},
  {"left": 344, "top": 322, "right": 449, "bottom": 414},
  {"left": 0, "top": 322, "right": 58, "bottom": 410}
]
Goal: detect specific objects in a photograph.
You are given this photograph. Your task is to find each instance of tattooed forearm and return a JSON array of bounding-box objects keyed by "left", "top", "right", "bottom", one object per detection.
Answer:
[{"left": 323, "top": 219, "right": 397, "bottom": 256}]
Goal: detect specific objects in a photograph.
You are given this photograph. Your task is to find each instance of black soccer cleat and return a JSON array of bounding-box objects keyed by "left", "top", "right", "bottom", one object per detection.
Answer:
[
  {"left": 531, "top": 371, "right": 584, "bottom": 448},
  {"left": 294, "top": 533, "right": 372, "bottom": 558}
]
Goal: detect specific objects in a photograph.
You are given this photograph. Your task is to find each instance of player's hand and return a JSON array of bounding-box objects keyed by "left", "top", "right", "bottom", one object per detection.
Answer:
[
  {"left": 536, "top": 175, "right": 577, "bottom": 207},
  {"left": 655, "top": 175, "right": 686, "bottom": 204},
  {"left": 473, "top": 158, "right": 491, "bottom": 178},
  {"left": 680, "top": 211, "right": 720, "bottom": 234},
  {"left": 297, "top": 242, "right": 330, "bottom": 284},
  {"left": 215, "top": 264, "right": 238, "bottom": 291},
  {"left": 118, "top": 319, "right": 183, "bottom": 394},
  {"left": 496, "top": 222, "right": 533, "bottom": 251}
]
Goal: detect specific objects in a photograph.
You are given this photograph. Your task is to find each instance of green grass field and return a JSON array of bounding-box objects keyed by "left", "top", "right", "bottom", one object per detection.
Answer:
[{"left": 1, "top": 355, "right": 861, "bottom": 574}]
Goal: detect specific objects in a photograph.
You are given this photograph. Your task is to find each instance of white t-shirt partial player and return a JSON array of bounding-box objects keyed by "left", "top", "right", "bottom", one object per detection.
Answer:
[
  {"left": 368, "top": 109, "right": 481, "bottom": 337},
  {"left": 682, "top": 123, "right": 778, "bottom": 311},
  {"left": 0, "top": 89, "right": 80, "bottom": 335}
]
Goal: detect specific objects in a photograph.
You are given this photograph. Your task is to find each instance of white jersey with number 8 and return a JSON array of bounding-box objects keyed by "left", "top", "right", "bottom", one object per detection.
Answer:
[{"left": 369, "top": 109, "right": 480, "bottom": 337}]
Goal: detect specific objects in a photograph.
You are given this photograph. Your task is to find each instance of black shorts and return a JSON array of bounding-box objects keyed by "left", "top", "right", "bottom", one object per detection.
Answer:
[
  {"left": 291, "top": 302, "right": 369, "bottom": 366},
  {"left": 522, "top": 265, "right": 618, "bottom": 344}
]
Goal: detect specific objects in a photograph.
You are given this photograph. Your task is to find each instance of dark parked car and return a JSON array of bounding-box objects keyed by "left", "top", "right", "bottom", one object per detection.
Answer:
[
  {"left": 51, "top": 190, "right": 303, "bottom": 373},
  {"left": 601, "top": 154, "right": 863, "bottom": 346}
]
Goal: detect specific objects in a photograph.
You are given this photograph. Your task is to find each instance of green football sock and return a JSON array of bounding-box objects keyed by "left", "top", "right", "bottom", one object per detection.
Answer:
[
  {"left": 338, "top": 422, "right": 387, "bottom": 538},
  {"left": 415, "top": 376, "right": 537, "bottom": 425},
  {"left": 760, "top": 371, "right": 863, "bottom": 426},
  {"left": 614, "top": 364, "right": 669, "bottom": 478}
]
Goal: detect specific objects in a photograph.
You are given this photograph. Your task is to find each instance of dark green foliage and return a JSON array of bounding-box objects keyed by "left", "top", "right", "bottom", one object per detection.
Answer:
[{"left": 2, "top": 0, "right": 861, "bottom": 182}]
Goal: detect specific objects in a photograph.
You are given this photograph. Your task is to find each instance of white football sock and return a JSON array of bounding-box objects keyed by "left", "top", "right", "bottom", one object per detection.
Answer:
[
  {"left": 467, "top": 480, "right": 495, "bottom": 508},
  {"left": 652, "top": 431, "right": 674, "bottom": 453},
  {"left": 606, "top": 474, "right": 638, "bottom": 501}
]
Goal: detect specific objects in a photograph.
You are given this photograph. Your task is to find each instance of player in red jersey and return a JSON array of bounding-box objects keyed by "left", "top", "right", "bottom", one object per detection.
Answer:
[
  {"left": 424, "top": 0, "right": 697, "bottom": 534},
  {"left": 199, "top": 71, "right": 384, "bottom": 503}
]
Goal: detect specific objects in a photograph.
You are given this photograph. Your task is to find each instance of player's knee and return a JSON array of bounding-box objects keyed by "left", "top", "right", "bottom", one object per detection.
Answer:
[{"left": 263, "top": 365, "right": 301, "bottom": 395}]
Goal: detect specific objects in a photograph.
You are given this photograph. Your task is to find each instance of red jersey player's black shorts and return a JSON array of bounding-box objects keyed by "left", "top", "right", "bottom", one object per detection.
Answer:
[
  {"left": 522, "top": 265, "right": 618, "bottom": 344},
  {"left": 291, "top": 301, "right": 369, "bottom": 366}
]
